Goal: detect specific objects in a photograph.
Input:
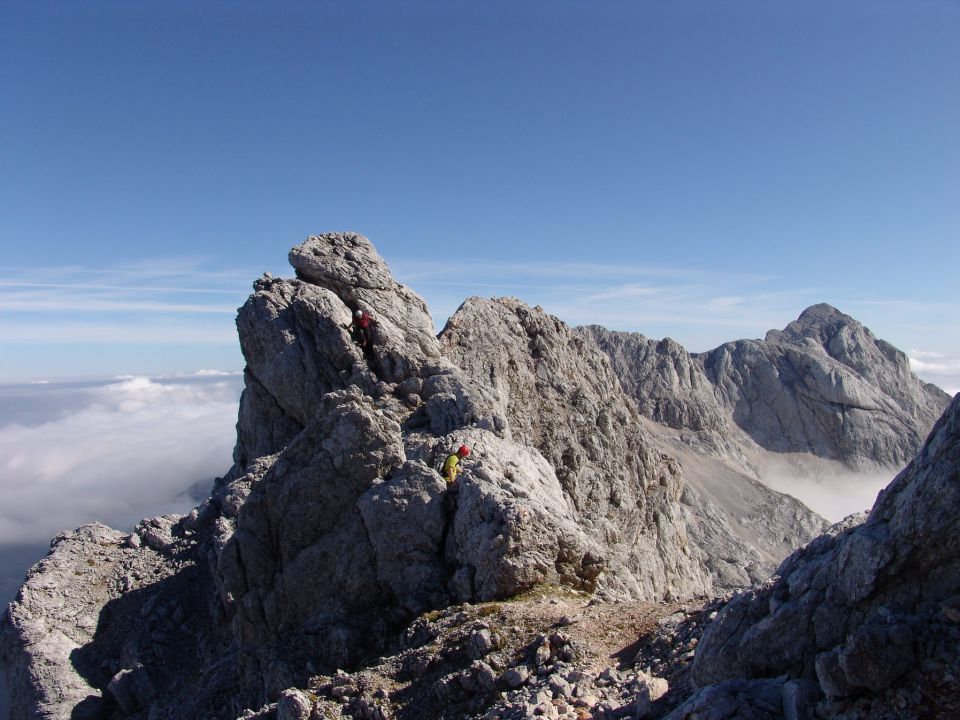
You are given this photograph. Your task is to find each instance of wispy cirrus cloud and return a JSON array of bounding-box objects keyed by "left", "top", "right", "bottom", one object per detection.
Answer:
[
  {"left": 0, "top": 320, "right": 238, "bottom": 344},
  {"left": 393, "top": 259, "right": 712, "bottom": 285},
  {"left": 0, "top": 260, "right": 255, "bottom": 380},
  {"left": 0, "top": 280, "right": 244, "bottom": 294},
  {"left": 0, "top": 296, "right": 238, "bottom": 314},
  {"left": 395, "top": 256, "right": 823, "bottom": 345},
  {"left": 0, "top": 260, "right": 253, "bottom": 315},
  {"left": 0, "top": 259, "right": 256, "bottom": 283}
]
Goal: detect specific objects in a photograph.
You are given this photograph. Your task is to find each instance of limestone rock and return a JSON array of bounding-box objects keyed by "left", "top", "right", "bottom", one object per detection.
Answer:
[
  {"left": 217, "top": 386, "right": 610, "bottom": 699},
  {"left": 217, "top": 388, "right": 407, "bottom": 690},
  {"left": 675, "top": 452, "right": 828, "bottom": 590},
  {"left": 357, "top": 460, "right": 451, "bottom": 614},
  {"left": 106, "top": 665, "right": 156, "bottom": 714},
  {"left": 439, "top": 297, "right": 714, "bottom": 601},
  {"left": 0, "top": 524, "right": 124, "bottom": 720},
  {"left": 233, "top": 273, "right": 372, "bottom": 465},
  {"left": 234, "top": 233, "right": 504, "bottom": 468},
  {"left": 663, "top": 677, "right": 786, "bottom": 720},
  {"left": 407, "top": 429, "right": 609, "bottom": 601},
  {"left": 580, "top": 327, "right": 725, "bottom": 433},
  {"left": 699, "top": 304, "right": 950, "bottom": 469},
  {"left": 0, "top": 521, "right": 238, "bottom": 720},
  {"left": 276, "top": 688, "right": 312, "bottom": 720},
  {"left": 289, "top": 232, "right": 442, "bottom": 378}
]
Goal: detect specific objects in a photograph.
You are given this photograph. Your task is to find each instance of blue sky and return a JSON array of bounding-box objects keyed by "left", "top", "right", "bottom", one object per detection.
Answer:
[{"left": 1, "top": 0, "right": 958, "bottom": 390}]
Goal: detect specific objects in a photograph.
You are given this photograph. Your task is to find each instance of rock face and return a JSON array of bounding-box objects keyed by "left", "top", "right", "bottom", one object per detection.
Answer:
[
  {"left": 439, "top": 297, "right": 712, "bottom": 601},
  {"left": 585, "top": 305, "right": 950, "bottom": 471},
  {"left": 579, "top": 328, "right": 725, "bottom": 433},
  {"left": 682, "top": 394, "right": 960, "bottom": 718},
  {"left": 702, "top": 304, "right": 949, "bottom": 469},
  {"left": 0, "top": 524, "right": 126, "bottom": 720},
  {"left": 215, "top": 239, "right": 758, "bottom": 699},
  {"left": 233, "top": 234, "right": 504, "bottom": 468},
  {"left": 578, "top": 326, "right": 829, "bottom": 588}
]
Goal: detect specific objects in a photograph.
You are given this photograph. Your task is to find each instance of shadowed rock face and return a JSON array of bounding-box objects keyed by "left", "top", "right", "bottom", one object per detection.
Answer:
[{"left": 682, "top": 394, "right": 960, "bottom": 717}]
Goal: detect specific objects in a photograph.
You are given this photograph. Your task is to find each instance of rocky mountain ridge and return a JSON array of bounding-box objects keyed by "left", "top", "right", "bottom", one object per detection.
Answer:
[
  {"left": 1, "top": 232, "right": 952, "bottom": 720},
  {"left": 584, "top": 303, "right": 948, "bottom": 471}
]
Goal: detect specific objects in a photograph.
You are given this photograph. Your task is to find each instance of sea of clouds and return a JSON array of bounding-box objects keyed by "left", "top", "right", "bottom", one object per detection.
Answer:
[{"left": 0, "top": 373, "right": 243, "bottom": 602}]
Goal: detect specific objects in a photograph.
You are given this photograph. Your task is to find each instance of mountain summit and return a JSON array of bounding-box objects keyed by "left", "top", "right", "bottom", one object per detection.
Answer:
[
  {"left": 1, "top": 233, "right": 952, "bottom": 720},
  {"left": 587, "top": 302, "right": 948, "bottom": 470}
]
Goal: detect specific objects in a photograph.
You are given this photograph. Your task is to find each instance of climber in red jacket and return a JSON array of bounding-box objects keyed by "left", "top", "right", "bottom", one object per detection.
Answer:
[{"left": 348, "top": 309, "right": 374, "bottom": 349}]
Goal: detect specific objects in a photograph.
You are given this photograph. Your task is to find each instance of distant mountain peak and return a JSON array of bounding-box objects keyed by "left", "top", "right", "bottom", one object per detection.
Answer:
[{"left": 765, "top": 303, "right": 860, "bottom": 345}]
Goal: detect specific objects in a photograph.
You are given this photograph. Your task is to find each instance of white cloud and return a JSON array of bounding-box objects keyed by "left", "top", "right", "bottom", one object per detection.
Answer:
[
  {"left": 908, "top": 350, "right": 960, "bottom": 397},
  {"left": 392, "top": 259, "right": 708, "bottom": 284},
  {"left": 0, "top": 261, "right": 254, "bottom": 318},
  {"left": 764, "top": 471, "right": 893, "bottom": 524},
  {"left": 583, "top": 283, "right": 675, "bottom": 303},
  {"left": 395, "top": 255, "right": 830, "bottom": 351},
  {"left": 708, "top": 296, "right": 746, "bottom": 309},
  {"left": 910, "top": 350, "right": 946, "bottom": 360},
  {"left": 909, "top": 352, "right": 960, "bottom": 375},
  {"left": 0, "top": 376, "right": 241, "bottom": 544},
  {"left": 757, "top": 455, "right": 896, "bottom": 524}
]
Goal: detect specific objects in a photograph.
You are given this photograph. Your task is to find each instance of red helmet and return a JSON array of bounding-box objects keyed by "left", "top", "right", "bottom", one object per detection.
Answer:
[{"left": 458, "top": 445, "right": 470, "bottom": 457}]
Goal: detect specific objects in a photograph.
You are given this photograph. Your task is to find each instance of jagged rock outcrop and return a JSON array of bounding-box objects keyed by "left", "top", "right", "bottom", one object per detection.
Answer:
[
  {"left": 213, "top": 236, "right": 737, "bottom": 700},
  {"left": 0, "top": 521, "right": 238, "bottom": 720},
  {"left": 676, "top": 469, "right": 826, "bottom": 591},
  {"left": 288, "top": 234, "right": 442, "bottom": 379},
  {"left": 218, "top": 385, "right": 611, "bottom": 698},
  {"left": 577, "top": 325, "right": 829, "bottom": 586},
  {"left": 0, "top": 524, "right": 126, "bottom": 720},
  {"left": 677, "top": 394, "right": 960, "bottom": 718},
  {"left": 439, "top": 297, "right": 713, "bottom": 601},
  {"left": 440, "top": 298, "right": 824, "bottom": 596},
  {"left": 579, "top": 328, "right": 725, "bottom": 433},
  {"left": 233, "top": 234, "right": 504, "bottom": 468}
]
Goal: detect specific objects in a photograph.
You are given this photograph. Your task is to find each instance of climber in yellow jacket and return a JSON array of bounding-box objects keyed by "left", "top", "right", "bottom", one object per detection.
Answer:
[{"left": 442, "top": 445, "right": 471, "bottom": 485}]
